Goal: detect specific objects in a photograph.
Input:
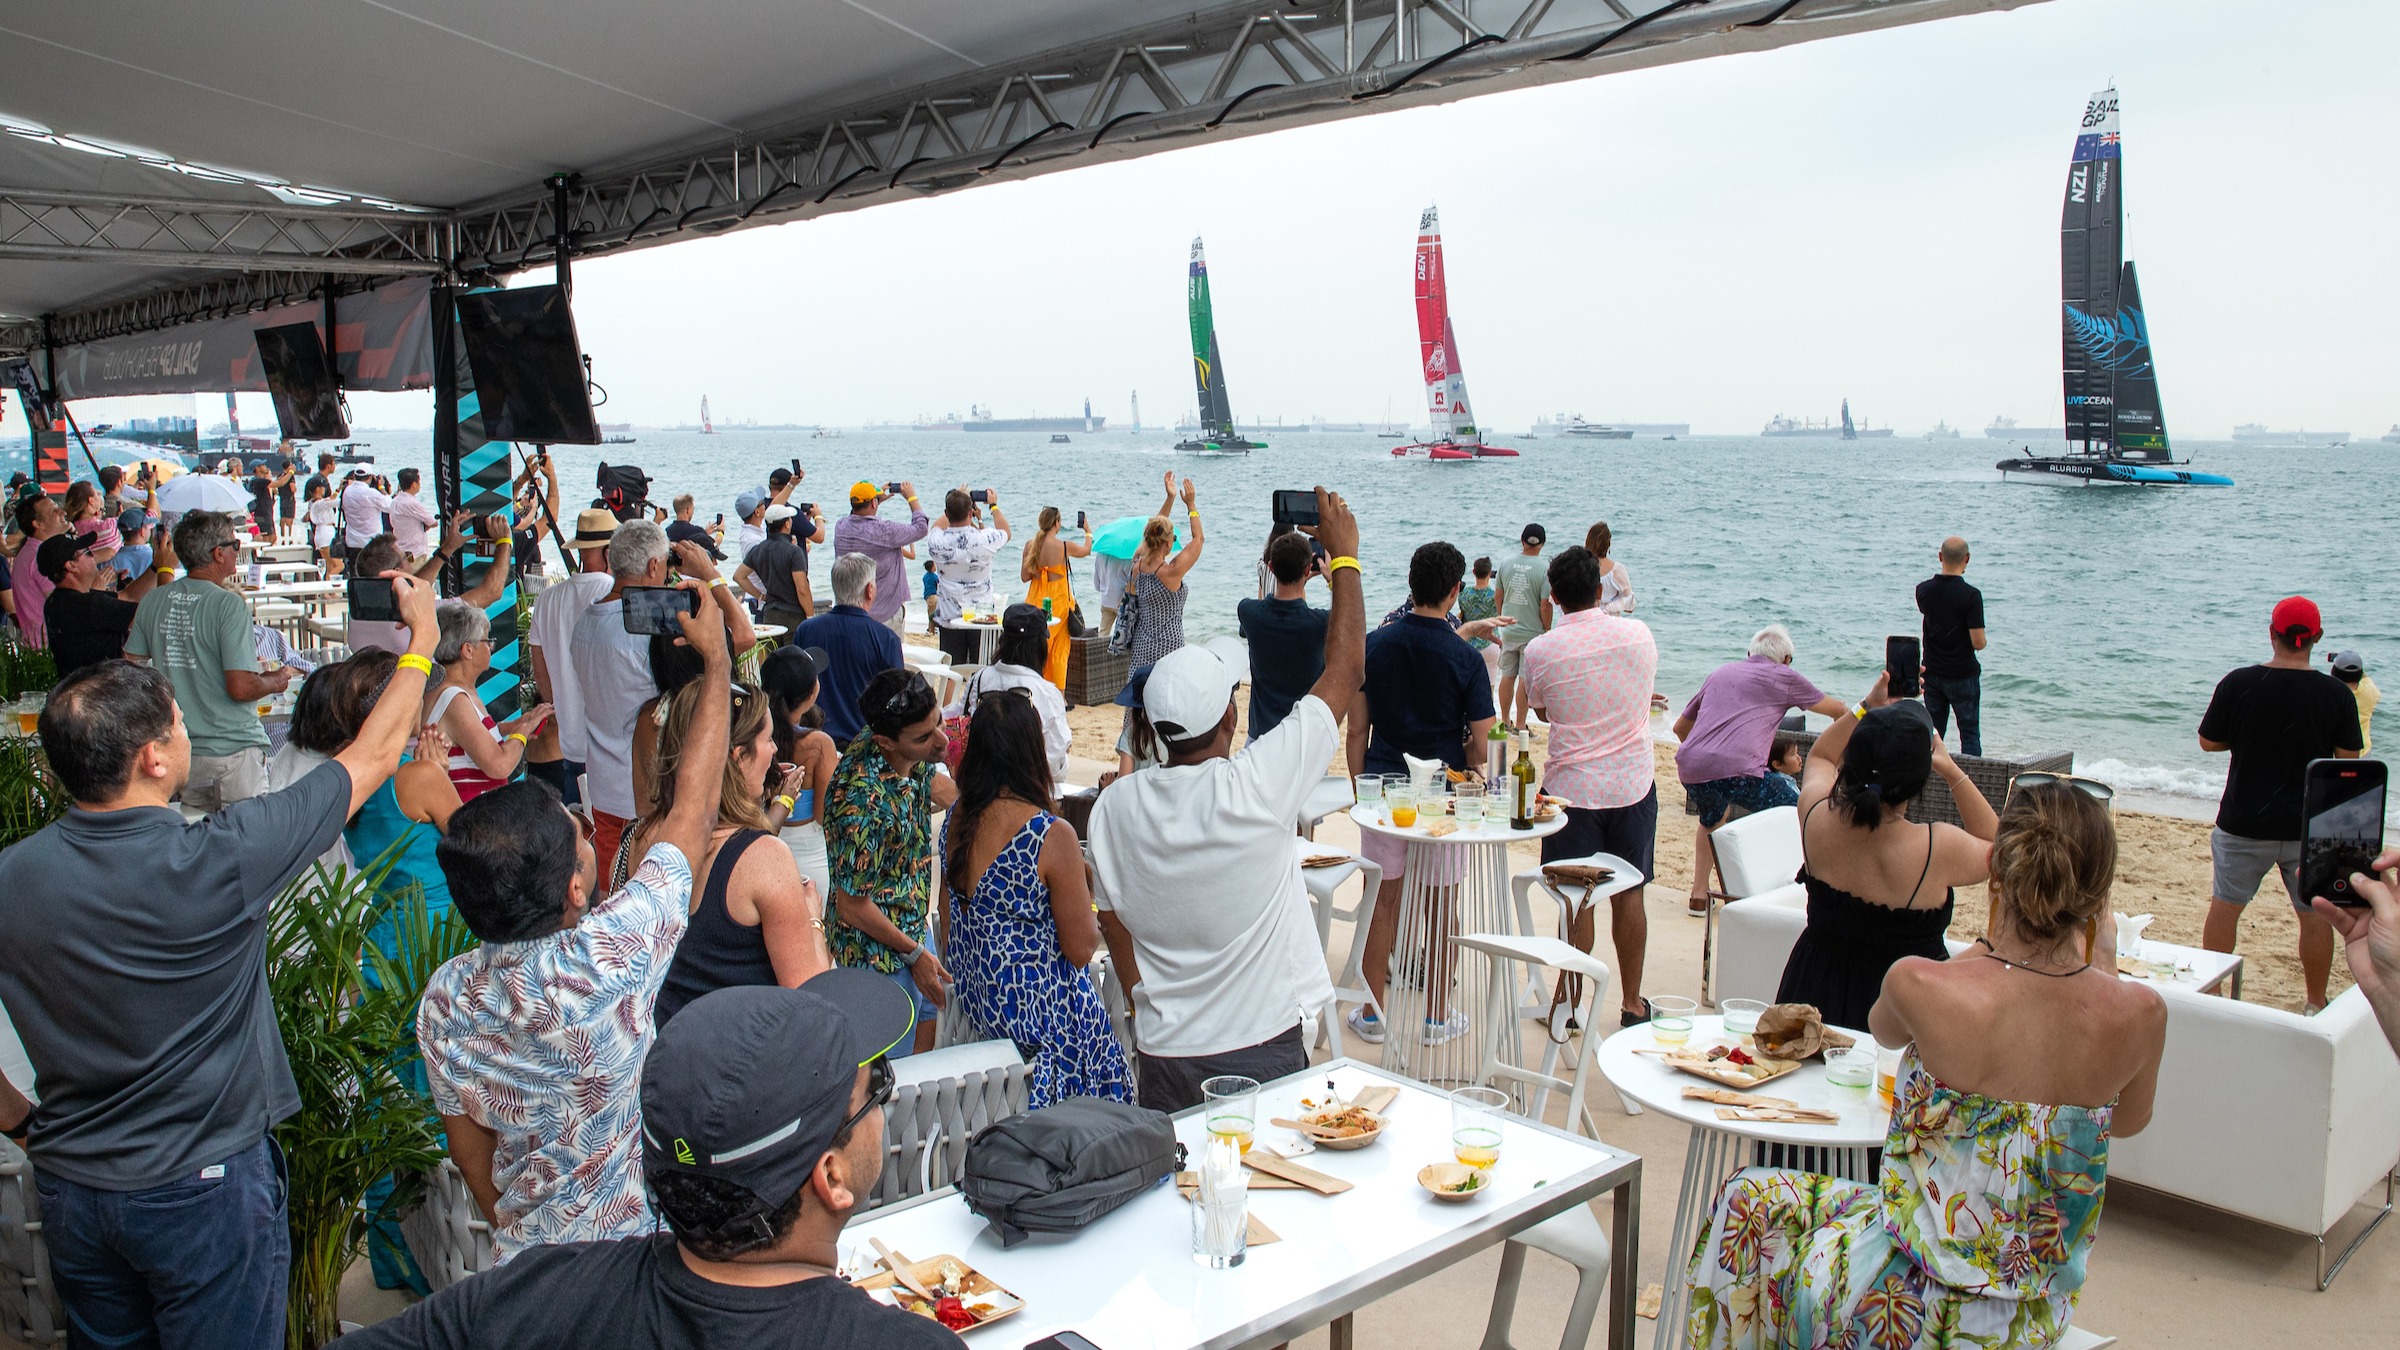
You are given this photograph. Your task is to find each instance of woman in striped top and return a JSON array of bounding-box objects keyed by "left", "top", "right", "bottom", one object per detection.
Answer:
[{"left": 426, "top": 598, "right": 552, "bottom": 801}]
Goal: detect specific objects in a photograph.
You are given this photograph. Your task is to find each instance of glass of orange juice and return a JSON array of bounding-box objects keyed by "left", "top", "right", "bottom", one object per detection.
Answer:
[
  {"left": 1202, "top": 1075, "right": 1259, "bottom": 1156},
  {"left": 1450, "top": 1086, "right": 1508, "bottom": 1169},
  {"left": 1387, "top": 782, "right": 1419, "bottom": 829}
]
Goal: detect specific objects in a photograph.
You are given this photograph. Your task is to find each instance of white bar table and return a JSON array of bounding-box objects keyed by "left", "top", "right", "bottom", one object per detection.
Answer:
[
  {"left": 846, "top": 1058, "right": 1644, "bottom": 1350},
  {"left": 2119, "top": 936, "right": 2244, "bottom": 999},
  {"left": 1597, "top": 1015, "right": 1889, "bottom": 1349},
  {"left": 1349, "top": 803, "right": 1564, "bottom": 1086}
]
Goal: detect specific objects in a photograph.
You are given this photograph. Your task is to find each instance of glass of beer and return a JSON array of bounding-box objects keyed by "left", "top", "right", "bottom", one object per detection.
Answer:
[
  {"left": 16, "top": 694, "right": 43, "bottom": 736},
  {"left": 1450, "top": 1086, "right": 1508, "bottom": 1169},
  {"left": 1650, "top": 995, "right": 1697, "bottom": 1048},
  {"left": 1387, "top": 782, "right": 1419, "bottom": 829},
  {"left": 1201, "top": 1075, "right": 1259, "bottom": 1156}
]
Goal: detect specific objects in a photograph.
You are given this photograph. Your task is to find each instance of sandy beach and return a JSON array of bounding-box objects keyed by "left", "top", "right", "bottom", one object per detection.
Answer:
[{"left": 1044, "top": 678, "right": 2349, "bottom": 1013}]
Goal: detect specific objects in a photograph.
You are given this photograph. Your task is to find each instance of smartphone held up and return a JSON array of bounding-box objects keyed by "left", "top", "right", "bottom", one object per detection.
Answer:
[
  {"left": 621, "top": 585, "right": 699, "bottom": 636},
  {"left": 1885, "top": 635, "right": 1922, "bottom": 700},
  {"left": 2298, "top": 759, "right": 2388, "bottom": 913},
  {"left": 1270, "top": 489, "right": 1319, "bottom": 528}
]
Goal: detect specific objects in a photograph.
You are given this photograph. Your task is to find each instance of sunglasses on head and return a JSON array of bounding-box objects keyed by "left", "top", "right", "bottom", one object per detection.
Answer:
[{"left": 2008, "top": 771, "right": 2115, "bottom": 807}]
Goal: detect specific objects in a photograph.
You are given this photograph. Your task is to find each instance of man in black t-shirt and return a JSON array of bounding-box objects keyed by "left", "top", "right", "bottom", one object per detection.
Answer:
[
  {"left": 338, "top": 975, "right": 955, "bottom": 1350},
  {"left": 1914, "top": 536, "right": 1987, "bottom": 755},
  {"left": 39, "top": 531, "right": 169, "bottom": 676},
  {"left": 1237, "top": 531, "right": 1328, "bottom": 741},
  {"left": 2198, "top": 595, "right": 2363, "bottom": 1012},
  {"left": 737, "top": 505, "right": 812, "bottom": 631}
]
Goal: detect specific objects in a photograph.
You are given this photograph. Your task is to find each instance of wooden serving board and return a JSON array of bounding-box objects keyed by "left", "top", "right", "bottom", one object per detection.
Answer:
[
  {"left": 1715, "top": 1105, "right": 1841, "bottom": 1124},
  {"left": 1180, "top": 1170, "right": 1302, "bottom": 1192},
  {"left": 1658, "top": 1052, "right": 1803, "bottom": 1090},
  {"left": 857, "top": 1253, "right": 1026, "bottom": 1333},
  {"left": 1350, "top": 1085, "right": 1401, "bottom": 1115},
  {"left": 1683, "top": 1087, "right": 1799, "bottom": 1109},
  {"left": 1242, "top": 1151, "right": 1352, "bottom": 1194}
]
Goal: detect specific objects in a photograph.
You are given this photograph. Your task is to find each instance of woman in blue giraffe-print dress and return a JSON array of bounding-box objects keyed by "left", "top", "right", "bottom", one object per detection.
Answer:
[{"left": 940, "top": 689, "right": 1132, "bottom": 1107}]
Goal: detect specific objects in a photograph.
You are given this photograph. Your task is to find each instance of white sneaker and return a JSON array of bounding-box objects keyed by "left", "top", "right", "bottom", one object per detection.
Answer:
[
  {"left": 1421, "top": 1011, "right": 1471, "bottom": 1046},
  {"left": 1346, "top": 1008, "right": 1387, "bottom": 1045}
]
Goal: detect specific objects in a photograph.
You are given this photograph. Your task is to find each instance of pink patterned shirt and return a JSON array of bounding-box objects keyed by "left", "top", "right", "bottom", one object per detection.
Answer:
[
  {"left": 1521, "top": 608, "right": 1658, "bottom": 810},
  {"left": 418, "top": 843, "right": 693, "bottom": 1261}
]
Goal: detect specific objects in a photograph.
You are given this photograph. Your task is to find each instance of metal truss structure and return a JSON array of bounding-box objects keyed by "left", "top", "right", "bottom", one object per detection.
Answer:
[{"left": 0, "top": 0, "right": 2036, "bottom": 354}]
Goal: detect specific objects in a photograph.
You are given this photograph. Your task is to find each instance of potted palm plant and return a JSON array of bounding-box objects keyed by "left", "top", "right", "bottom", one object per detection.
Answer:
[{"left": 269, "top": 853, "right": 474, "bottom": 1348}]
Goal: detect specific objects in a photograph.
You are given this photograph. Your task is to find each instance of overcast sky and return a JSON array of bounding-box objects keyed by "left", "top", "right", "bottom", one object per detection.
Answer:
[{"left": 27, "top": 0, "right": 2399, "bottom": 440}]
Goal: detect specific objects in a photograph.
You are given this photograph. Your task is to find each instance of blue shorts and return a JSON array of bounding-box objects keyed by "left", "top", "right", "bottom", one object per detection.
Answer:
[
  {"left": 884, "top": 964, "right": 940, "bottom": 1059},
  {"left": 1684, "top": 773, "right": 1799, "bottom": 829}
]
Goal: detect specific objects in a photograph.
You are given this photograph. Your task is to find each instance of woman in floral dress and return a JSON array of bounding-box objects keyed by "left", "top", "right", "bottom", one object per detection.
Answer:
[
  {"left": 1688, "top": 782, "right": 2166, "bottom": 1349},
  {"left": 940, "top": 690, "right": 1131, "bottom": 1107}
]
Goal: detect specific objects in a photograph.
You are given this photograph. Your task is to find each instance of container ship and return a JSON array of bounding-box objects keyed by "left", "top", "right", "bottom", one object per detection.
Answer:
[{"left": 917, "top": 402, "right": 1105, "bottom": 434}]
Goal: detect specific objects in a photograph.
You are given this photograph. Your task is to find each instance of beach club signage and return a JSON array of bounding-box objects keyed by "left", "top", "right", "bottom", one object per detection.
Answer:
[{"left": 37, "top": 277, "right": 437, "bottom": 401}]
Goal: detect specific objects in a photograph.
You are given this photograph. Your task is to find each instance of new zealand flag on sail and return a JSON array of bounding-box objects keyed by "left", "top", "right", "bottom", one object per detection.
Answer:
[{"left": 2072, "top": 131, "right": 2123, "bottom": 161}]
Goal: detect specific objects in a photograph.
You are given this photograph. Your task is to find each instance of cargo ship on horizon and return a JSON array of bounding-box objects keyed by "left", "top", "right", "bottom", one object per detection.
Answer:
[{"left": 912, "top": 402, "right": 1105, "bottom": 434}]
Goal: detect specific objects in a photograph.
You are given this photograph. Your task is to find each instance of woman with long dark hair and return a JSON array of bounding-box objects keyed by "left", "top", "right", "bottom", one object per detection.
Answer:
[
  {"left": 761, "top": 644, "right": 840, "bottom": 902},
  {"left": 940, "top": 689, "right": 1130, "bottom": 1106},
  {"left": 1774, "top": 677, "right": 1997, "bottom": 1028},
  {"left": 947, "top": 603, "right": 1071, "bottom": 775}
]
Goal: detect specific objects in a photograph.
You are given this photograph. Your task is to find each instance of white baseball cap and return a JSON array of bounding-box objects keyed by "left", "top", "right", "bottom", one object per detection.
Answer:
[
  {"left": 1141, "top": 646, "right": 1236, "bottom": 742},
  {"left": 764, "top": 504, "right": 799, "bottom": 524}
]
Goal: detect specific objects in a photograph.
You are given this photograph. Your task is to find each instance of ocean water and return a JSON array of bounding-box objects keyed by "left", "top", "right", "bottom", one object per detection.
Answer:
[{"left": 21, "top": 428, "right": 2393, "bottom": 804}]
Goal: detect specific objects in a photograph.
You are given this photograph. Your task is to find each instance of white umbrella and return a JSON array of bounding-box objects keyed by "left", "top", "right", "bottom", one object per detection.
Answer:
[{"left": 156, "top": 473, "right": 252, "bottom": 515}]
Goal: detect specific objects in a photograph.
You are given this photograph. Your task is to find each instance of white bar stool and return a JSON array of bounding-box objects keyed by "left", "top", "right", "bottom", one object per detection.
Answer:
[{"left": 1291, "top": 838, "right": 1382, "bottom": 1056}]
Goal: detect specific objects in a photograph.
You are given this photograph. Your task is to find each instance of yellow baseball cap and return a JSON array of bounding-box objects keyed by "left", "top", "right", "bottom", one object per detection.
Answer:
[{"left": 849, "top": 480, "right": 880, "bottom": 504}]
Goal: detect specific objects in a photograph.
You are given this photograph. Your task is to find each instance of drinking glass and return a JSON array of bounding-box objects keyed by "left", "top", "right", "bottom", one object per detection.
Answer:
[
  {"left": 1201, "top": 1075, "right": 1258, "bottom": 1156},
  {"left": 1875, "top": 1046, "right": 1902, "bottom": 1109},
  {"left": 1450, "top": 1086, "right": 1508, "bottom": 1169},
  {"left": 1825, "top": 1046, "right": 1876, "bottom": 1098},
  {"left": 1386, "top": 782, "right": 1419, "bottom": 829},
  {"left": 1452, "top": 782, "right": 1486, "bottom": 829},
  {"left": 1649, "top": 995, "right": 1697, "bottom": 1048},
  {"left": 15, "top": 693, "right": 44, "bottom": 736},
  {"left": 1720, "top": 998, "right": 1767, "bottom": 1037},
  {"left": 1354, "top": 773, "right": 1386, "bottom": 812},
  {"left": 1190, "top": 1133, "right": 1249, "bottom": 1268}
]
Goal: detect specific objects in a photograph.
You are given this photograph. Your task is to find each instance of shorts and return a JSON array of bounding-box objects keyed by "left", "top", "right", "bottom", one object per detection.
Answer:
[
  {"left": 1498, "top": 643, "right": 1528, "bottom": 678},
  {"left": 1684, "top": 772, "right": 1798, "bottom": 829},
  {"left": 1359, "top": 818, "right": 1471, "bottom": 887},
  {"left": 1541, "top": 785, "right": 1658, "bottom": 886},
  {"left": 1136, "top": 1024, "right": 1307, "bottom": 1114},
  {"left": 885, "top": 963, "right": 941, "bottom": 1059},
  {"left": 2210, "top": 828, "right": 2300, "bottom": 906},
  {"left": 883, "top": 609, "right": 912, "bottom": 642},
  {"left": 183, "top": 747, "right": 268, "bottom": 812},
  {"left": 937, "top": 624, "right": 984, "bottom": 667}
]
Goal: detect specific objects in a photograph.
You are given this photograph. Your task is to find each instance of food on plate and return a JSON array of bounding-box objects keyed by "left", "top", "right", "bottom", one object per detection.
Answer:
[
  {"left": 1299, "top": 1105, "right": 1383, "bottom": 1138},
  {"left": 1422, "top": 820, "right": 1459, "bottom": 837}
]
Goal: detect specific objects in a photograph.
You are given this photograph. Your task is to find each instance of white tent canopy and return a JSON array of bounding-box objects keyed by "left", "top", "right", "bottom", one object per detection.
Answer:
[{"left": 0, "top": 0, "right": 2041, "bottom": 352}]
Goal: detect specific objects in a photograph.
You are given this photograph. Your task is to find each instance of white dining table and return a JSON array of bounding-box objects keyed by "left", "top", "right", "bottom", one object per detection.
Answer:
[
  {"left": 845, "top": 1058, "right": 1644, "bottom": 1350},
  {"left": 1597, "top": 1015, "right": 1889, "bottom": 1349}
]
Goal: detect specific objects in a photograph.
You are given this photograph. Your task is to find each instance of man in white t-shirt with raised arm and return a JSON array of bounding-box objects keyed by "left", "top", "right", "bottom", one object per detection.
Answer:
[
  {"left": 526, "top": 509, "right": 619, "bottom": 807},
  {"left": 1089, "top": 487, "right": 1364, "bottom": 1112}
]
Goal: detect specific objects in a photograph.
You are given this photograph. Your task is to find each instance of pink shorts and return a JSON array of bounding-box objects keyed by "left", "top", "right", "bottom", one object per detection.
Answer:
[{"left": 1358, "top": 826, "right": 1470, "bottom": 887}]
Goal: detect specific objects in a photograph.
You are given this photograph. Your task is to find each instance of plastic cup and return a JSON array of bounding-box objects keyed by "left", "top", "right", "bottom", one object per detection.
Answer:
[
  {"left": 1826, "top": 1046, "right": 1876, "bottom": 1098},
  {"left": 1720, "top": 998, "right": 1767, "bottom": 1037},
  {"left": 1450, "top": 1086, "right": 1508, "bottom": 1169},
  {"left": 1876, "top": 1046, "right": 1902, "bottom": 1108},
  {"left": 1650, "top": 995, "right": 1697, "bottom": 1048},
  {"left": 1190, "top": 1134, "right": 1249, "bottom": 1268},
  {"left": 1202, "top": 1075, "right": 1258, "bottom": 1156},
  {"left": 1387, "top": 782, "right": 1419, "bottom": 829},
  {"left": 1453, "top": 782, "right": 1486, "bottom": 828},
  {"left": 1354, "top": 773, "right": 1386, "bottom": 809}
]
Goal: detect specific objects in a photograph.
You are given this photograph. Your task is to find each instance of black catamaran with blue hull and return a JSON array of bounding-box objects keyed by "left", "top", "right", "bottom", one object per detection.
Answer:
[{"left": 1999, "top": 88, "right": 2230, "bottom": 488}]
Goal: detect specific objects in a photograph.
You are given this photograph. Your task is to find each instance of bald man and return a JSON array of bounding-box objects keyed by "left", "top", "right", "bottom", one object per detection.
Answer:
[{"left": 1915, "top": 536, "right": 1988, "bottom": 754}]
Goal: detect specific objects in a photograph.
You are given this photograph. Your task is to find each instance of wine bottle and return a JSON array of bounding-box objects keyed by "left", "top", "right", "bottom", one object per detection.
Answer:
[{"left": 1510, "top": 731, "right": 1537, "bottom": 830}]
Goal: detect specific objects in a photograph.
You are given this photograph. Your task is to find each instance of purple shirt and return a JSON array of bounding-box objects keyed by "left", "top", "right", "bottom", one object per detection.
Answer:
[
  {"left": 1674, "top": 654, "right": 1823, "bottom": 785},
  {"left": 833, "top": 504, "right": 929, "bottom": 623}
]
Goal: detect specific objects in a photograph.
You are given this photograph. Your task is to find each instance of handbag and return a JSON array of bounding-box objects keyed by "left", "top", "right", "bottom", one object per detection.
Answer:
[
  {"left": 1105, "top": 576, "right": 1141, "bottom": 655},
  {"left": 959, "top": 1097, "right": 1181, "bottom": 1247},
  {"left": 940, "top": 669, "right": 986, "bottom": 773},
  {"left": 1065, "top": 602, "right": 1088, "bottom": 639}
]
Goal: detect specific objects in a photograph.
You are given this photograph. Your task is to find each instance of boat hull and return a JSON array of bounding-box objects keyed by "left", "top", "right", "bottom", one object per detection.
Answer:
[
  {"left": 1995, "top": 456, "right": 2232, "bottom": 487},
  {"left": 1393, "top": 441, "right": 1508, "bottom": 460},
  {"left": 1176, "top": 437, "right": 1261, "bottom": 454}
]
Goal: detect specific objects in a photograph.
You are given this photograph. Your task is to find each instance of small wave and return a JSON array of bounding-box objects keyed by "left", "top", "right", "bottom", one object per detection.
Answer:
[{"left": 2080, "top": 758, "right": 2225, "bottom": 801}]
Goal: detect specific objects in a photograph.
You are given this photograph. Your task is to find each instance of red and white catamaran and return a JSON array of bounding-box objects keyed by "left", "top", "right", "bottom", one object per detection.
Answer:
[{"left": 1393, "top": 205, "right": 1517, "bottom": 461}]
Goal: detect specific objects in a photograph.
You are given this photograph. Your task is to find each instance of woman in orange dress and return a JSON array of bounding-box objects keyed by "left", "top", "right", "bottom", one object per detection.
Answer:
[{"left": 1021, "top": 506, "right": 1088, "bottom": 690}]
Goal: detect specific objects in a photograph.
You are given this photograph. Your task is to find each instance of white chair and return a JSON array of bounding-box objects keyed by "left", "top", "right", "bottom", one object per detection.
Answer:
[
  {"left": 1507, "top": 853, "right": 1645, "bottom": 1107},
  {"left": 874, "top": 1044, "right": 1033, "bottom": 1209},
  {"left": 398, "top": 1159, "right": 495, "bottom": 1295},
  {"left": 1456, "top": 933, "right": 1613, "bottom": 1350},
  {"left": 1291, "top": 839, "right": 1382, "bottom": 1055},
  {"left": 1698, "top": 805, "right": 1802, "bottom": 1006}
]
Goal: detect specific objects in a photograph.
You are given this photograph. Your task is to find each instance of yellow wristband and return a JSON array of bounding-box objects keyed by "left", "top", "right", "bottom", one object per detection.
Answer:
[
  {"left": 1327, "top": 556, "right": 1361, "bottom": 575},
  {"left": 396, "top": 654, "right": 435, "bottom": 677},
  {"left": 506, "top": 732, "right": 527, "bottom": 745},
  {"left": 1852, "top": 703, "right": 1868, "bottom": 720},
  {"left": 775, "top": 794, "right": 797, "bottom": 812},
  {"left": 708, "top": 575, "right": 730, "bottom": 589},
  {"left": 156, "top": 568, "right": 176, "bottom": 578}
]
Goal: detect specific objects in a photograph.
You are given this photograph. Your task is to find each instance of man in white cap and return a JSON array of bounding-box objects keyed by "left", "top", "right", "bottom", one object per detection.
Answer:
[
  {"left": 525, "top": 508, "right": 620, "bottom": 807},
  {"left": 1088, "top": 488, "right": 1364, "bottom": 1111}
]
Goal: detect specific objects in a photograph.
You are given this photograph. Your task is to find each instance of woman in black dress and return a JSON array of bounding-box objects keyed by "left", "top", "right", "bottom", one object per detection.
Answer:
[{"left": 1776, "top": 679, "right": 1997, "bottom": 1030}]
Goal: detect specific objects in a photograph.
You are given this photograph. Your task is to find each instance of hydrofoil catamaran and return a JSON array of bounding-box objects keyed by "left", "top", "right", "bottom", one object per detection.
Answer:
[{"left": 1393, "top": 206, "right": 1516, "bottom": 461}]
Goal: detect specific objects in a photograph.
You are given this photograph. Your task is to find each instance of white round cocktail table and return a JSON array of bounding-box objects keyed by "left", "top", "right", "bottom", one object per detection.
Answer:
[
  {"left": 1349, "top": 801, "right": 1563, "bottom": 1087},
  {"left": 1596, "top": 1013, "right": 1890, "bottom": 1349}
]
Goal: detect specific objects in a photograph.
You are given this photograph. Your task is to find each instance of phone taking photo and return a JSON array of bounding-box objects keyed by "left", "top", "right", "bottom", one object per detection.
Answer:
[
  {"left": 1885, "top": 635, "right": 1922, "bottom": 700},
  {"left": 2298, "top": 758, "right": 2387, "bottom": 912},
  {"left": 347, "top": 576, "right": 399, "bottom": 623},
  {"left": 1271, "top": 489, "right": 1319, "bottom": 527},
  {"left": 1076, "top": 510, "right": 1087, "bottom": 532},
  {"left": 969, "top": 489, "right": 990, "bottom": 504},
  {"left": 621, "top": 585, "right": 698, "bottom": 636}
]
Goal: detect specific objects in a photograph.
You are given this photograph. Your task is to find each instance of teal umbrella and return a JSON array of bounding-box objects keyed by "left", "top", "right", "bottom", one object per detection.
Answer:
[{"left": 1091, "top": 514, "right": 1178, "bottom": 559}]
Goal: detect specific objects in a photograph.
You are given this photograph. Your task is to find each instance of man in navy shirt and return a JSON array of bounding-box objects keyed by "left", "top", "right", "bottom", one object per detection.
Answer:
[
  {"left": 1236, "top": 532, "right": 1327, "bottom": 742},
  {"left": 793, "top": 553, "right": 904, "bottom": 743},
  {"left": 1345, "top": 541, "right": 1504, "bottom": 1047}
]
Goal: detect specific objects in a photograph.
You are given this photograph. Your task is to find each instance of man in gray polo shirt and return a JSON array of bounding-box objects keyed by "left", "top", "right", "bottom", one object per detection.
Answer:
[{"left": 0, "top": 573, "right": 438, "bottom": 1349}]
